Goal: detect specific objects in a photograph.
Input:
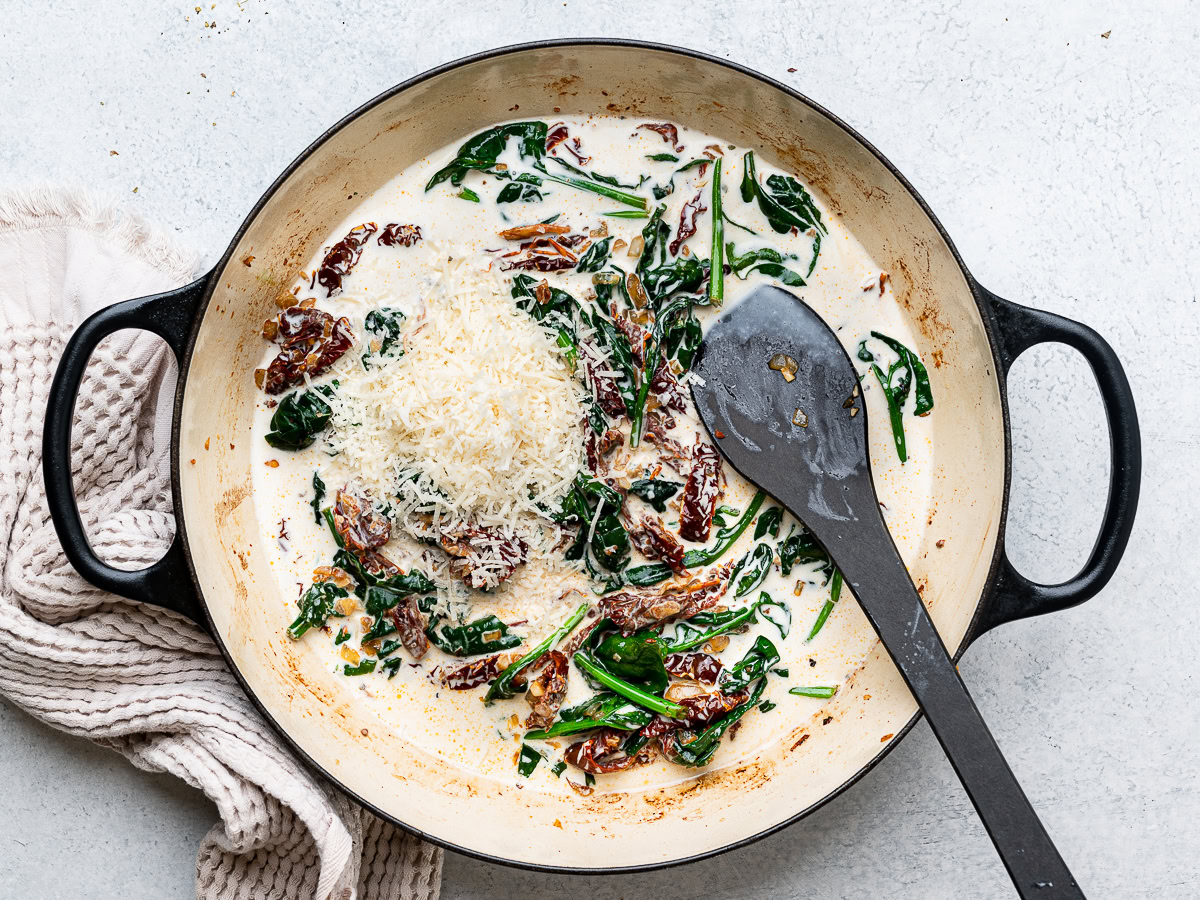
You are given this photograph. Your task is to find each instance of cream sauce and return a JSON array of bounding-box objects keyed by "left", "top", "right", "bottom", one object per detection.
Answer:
[{"left": 249, "top": 116, "right": 935, "bottom": 792}]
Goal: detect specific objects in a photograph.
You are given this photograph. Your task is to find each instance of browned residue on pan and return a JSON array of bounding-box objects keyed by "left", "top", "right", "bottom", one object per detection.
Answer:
[
  {"left": 549, "top": 74, "right": 580, "bottom": 96},
  {"left": 894, "top": 259, "right": 916, "bottom": 310},
  {"left": 846, "top": 168, "right": 892, "bottom": 206},
  {"left": 429, "top": 777, "right": 477, "bottom": 799},
  {"left": 385, "top": 113, "right": 417, "bottom": 134},
  {"left": 216, "top": 483, "right": 252, "bottom": 523},
  {"left": 916, "top": 301, "right": 953, "bottom": 344},
  {"left": 276, "top": 644, "right": 337, "bottom": 710}
]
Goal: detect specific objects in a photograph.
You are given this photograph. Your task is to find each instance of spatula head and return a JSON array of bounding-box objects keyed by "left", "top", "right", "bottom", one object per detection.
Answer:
[{"left": 690, "top": 284, "right": 877, "bottom": 540}]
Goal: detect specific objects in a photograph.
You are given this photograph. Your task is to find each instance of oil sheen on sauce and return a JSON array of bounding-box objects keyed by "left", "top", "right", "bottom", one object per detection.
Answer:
[{"left": 250, "top": 116, "right": 935, "bottom": 792}]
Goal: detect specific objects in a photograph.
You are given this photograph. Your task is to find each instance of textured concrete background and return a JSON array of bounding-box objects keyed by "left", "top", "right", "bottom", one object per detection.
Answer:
[{"left": 2, "top": 1, "right": 1195, "bottom": 897}]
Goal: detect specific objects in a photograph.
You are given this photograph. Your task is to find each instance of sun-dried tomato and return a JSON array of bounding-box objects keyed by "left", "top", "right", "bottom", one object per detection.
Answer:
[
  {"left": 333, "top": 490, "right": 391, "bottom": 554},
  {"left": 638, "top": 122, "right": 683, "bottom": 152},
  {"left": 545, "top": 124, "right": 591, "bottom": 164},
  {"left": 501, "top": 255, "right": 576, "bottom": 273},
  {"left": 614, "top": 315, "right": 648, "bottom": 367},
  {"left": 498, "top": 222, "right": 571, "bottom": 241},
  {"left": 643, "top": 410, "right": 689, "bottom": 472},
  {"left": 678, "top": 689, "right": 750, "bottom": 725},
  {"left": 679, "top": 439, "right": 722, "bottom": 542},
  {"left": 441, "top": 653, "right": 518, "bottom": 690},
  {"left": 317, "top": 223, "right": 377, "bottom": 297},
  {"left": 377, "top": 223, "right": 422, "bottom": 247},
  {"left": 438, "top": 526, "right": 528, "bottom": 590},
  {"left": 651, "top": 356, "right": 688, "bottom": 412},
  {"left": 637, "top": 716, "right": 678, "bottom": 744},
  {"left": 582, "top": 347, "right": 628, "bottom": 419},
  {"left": 261, "top": 306, "right": 354, "bottom": 394},
  {"left": 546, "top": 123, "right": 570, "bottom": 152},
  {"left": 663, "top": 651, "right": 724, "bottom": 685},
  {"left": 585, "top": 427, "right": 624, "bottom": 475},
  {"left": 628, "top": 516, "right": 686, "bottom": 574},
  {"left": 564, "top": 728, "right": 657, "bottom": 774},
  {"left": 360, "top": 548, "right": 402, "bottom": 578},
  {"left": 525, "top": 650, "right": 569, "bottom": 730},
  {"left": 669, "top": 192, "right": 707, "bottom": 256},
  {"left": 389, "top": 596, "right": 429, "bottom": 660},
  {"left": 566, "top": 137, "right": 590, "bottom": 165},
  {"left": 517, "top": 235, "right": 582, "bottom": 253},
  {"left": 601, "top": 571, "right": 728, "bottom": 636},
  {"left": 562, "top": 613, "right": 604, "bottom": 658}
]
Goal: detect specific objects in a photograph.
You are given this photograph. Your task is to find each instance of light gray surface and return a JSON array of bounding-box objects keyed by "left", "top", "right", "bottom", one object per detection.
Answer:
[{"left": 1, "top": 1, "right": 1195, "bottom": 898}]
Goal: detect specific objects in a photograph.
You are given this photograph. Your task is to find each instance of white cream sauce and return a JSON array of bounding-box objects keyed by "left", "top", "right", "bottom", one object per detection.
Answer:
[{"left": 249, "top": 116, "right": 935, "bottom": 792}]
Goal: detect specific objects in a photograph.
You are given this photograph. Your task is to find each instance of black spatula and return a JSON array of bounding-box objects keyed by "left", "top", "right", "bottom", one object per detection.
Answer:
[{"left": 690, "top": 284, "right": 1083, "bottom": 899}]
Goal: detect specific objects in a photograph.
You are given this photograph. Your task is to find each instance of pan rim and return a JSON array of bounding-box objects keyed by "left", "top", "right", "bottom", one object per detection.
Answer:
[{"left": 170, "top": 37, "right": 1013, "bottom": 876}]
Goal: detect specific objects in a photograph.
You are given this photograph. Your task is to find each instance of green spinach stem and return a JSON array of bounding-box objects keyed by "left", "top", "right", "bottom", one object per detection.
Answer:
[
  {"left": 573, "top": 651, "right": 687, "bottom": 718},
  {"left": 806, "top": 568, "right": 843, "bottom": 642},
  {"left": 544, "top": 174, "right": 647, "bottom": 209},
  {"left": 709, "top": 157, "right": 724, "bottom": 304},
  {"left": 789, "top": 685, "right": 839, "bottom": 699},
  {"left": 485, "top": 602, "right": 589, "bottom": 702}
]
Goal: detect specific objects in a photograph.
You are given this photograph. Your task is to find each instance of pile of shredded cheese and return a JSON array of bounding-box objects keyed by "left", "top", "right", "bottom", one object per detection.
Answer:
[{"left": 323, "top": 251, "right": 587, "bottom": 560}]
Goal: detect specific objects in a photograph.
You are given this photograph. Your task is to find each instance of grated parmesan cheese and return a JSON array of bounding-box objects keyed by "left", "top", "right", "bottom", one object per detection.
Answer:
[{"left": 322, "top": 249, "right": 587, "bottom": 568}]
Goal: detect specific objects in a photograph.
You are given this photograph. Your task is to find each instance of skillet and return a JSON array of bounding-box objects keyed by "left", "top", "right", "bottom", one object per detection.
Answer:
[{"left": 42, "top": 39, "right": 1140, "bottom": 872}]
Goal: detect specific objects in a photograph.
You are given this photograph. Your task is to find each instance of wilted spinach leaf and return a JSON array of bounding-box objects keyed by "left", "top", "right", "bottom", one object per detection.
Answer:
[
  {"left": 722, "top": 634, "right": 781, "bottom": 693},
  {"left": 628, "top": 477, "right": 683, "bottom": 512},
  {"left": 427, "top": 614, "right": 522, "bottom": 657},
  {"left": 287, "top": 581, "right": 347, "bottom": 640},
  {"left": 496, "top": 172, "right": 544, "bottom": 203},
  {"left": 740, "top": 151, "right": 827, "bottom": 276},
  {"left": 576, "top": 236, "right": 612, "bottom": 273},
  {"left": 517, "top": 744, "right": 542, "bottom": 776},
  {"left": 426, "top": 121, "right": 548, "bottom": 190},
  {"left": 758, "top": 592, "right": 791, "bottom": 639},
  {"left": 778, "top": 525, "right": 830, "bottom": 578},
  {"left": 510, "top": 274, "right": 583, "bottom": 368},
  {"left": 662, "top": 306, "right": 703, "bottom": 371},
  {"left": 264, "top": 386, "right": 333, "bottom": 451},
  {"left": 860, "top": 331, "right": 935, "bottom": 464},
  {"left": 526, "top": 693, "right": 655, "bottom": 739},
  {"left": 754, "top": 506, "right": 783, "bottom": 539},
  {"left": 363, "top": 574, "right": 438, "bottom": 617},
  {"left": 363, "top": 307, "right": 405, "bottom": 364},
  {"left": 730, "top": 543, "right": 773, "bottom": 597},
  {"left": 343, "top": 659, "right": 377, "bottom": 676},
  {"left": 310, "top": 471, "right": 326, "bottom": 524},
  {"left": 639, "top": 257, "right": 708, "bottom": 307},
  {"left": 637, "top": 204, "right": 672, "bottom": 278},
  {"left": 588, "top": 312, "right": 639, "bottom": 410},
  {"left": 591, "top": 511, "right": 631, "bottom": 572},
  {"left": 592, "top": 632, "right": 669, "bottom": 694},
  {"left": 726, "top": 243, "right": 806, "bottom": 286}
]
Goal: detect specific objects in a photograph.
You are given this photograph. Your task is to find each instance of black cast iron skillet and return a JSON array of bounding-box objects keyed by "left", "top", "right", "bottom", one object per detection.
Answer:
[{"left": 41, "top": 39, "right": 1141, "bottom": 878}]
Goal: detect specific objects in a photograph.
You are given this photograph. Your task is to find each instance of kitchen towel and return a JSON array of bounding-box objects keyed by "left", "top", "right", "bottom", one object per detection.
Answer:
[{"left": 0, "top": 188, "right": 442, "bottom": 900}]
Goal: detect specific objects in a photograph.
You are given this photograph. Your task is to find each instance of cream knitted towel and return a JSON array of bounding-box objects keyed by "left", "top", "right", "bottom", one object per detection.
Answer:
[{"left": 0, "top": 189, "right": 442, "bottom": 900}]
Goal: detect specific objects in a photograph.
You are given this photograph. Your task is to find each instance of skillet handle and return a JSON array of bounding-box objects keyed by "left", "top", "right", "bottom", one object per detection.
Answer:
[
  {"left": 971, "top": 285, "right": 1141, "bottom": 637},
  {"left": 42, "top": 274, "right": 211, "bottom": 625}
]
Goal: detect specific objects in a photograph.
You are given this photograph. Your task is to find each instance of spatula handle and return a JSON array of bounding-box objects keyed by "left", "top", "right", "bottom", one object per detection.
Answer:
[{"left": 840, "top": 541, "right": 1084, "bottom": 899}]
